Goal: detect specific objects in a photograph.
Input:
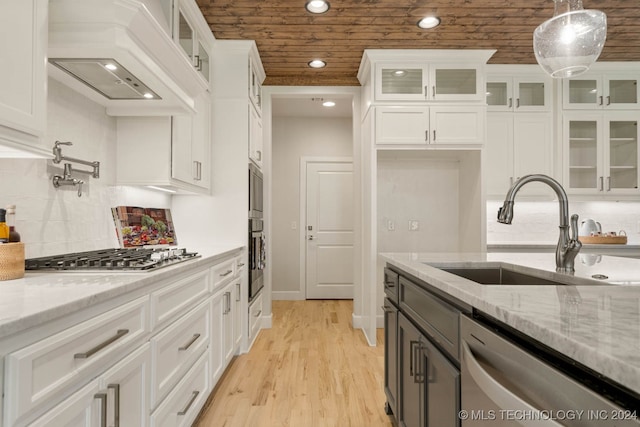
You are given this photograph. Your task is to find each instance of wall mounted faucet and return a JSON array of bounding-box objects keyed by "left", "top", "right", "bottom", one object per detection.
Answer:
[{"left": 51, "top": 141, "right": 100, "bottom": 197}]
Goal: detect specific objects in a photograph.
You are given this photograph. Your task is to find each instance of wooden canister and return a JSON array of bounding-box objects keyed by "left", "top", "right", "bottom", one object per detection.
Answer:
[{"left": 0, "top": 242, "right": 25, "bottom": 280}]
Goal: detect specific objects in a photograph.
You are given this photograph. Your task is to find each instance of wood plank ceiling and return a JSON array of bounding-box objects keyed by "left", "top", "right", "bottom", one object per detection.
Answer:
[{"left": 196, "top": 0, "right": 640, "bottom": 86}]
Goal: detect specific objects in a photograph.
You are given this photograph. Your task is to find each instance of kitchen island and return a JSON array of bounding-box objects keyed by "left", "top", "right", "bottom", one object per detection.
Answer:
[{"left": 380, "top": 251, "right": 640, "bottom": 399}]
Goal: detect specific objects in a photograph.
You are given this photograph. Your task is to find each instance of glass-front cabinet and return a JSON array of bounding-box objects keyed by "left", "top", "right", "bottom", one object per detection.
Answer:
[
  {"left": 486, "top": 76, "right": 551, "bottom": 112},
  {"left": 375, "top": 63, "right": 484, "bottom": 101},
  {"left": 564, "top": 113, "right": 639, "bottom": 195},
  {"left": 563, "top": 74, "right": 640, "bottom": 110},
  {"left": 174, "top": 0, "right": 212, "bottom": 86}
]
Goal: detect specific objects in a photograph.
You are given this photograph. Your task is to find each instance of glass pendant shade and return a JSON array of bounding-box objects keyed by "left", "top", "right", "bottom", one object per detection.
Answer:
[{"left": 533, "top": 0, "right": 606, "bottom": 78}]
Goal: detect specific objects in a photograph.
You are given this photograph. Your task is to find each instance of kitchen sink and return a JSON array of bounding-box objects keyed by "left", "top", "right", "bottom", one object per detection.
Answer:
[{"left": 440, "top": 267, "right": 571, "bottom": 286}]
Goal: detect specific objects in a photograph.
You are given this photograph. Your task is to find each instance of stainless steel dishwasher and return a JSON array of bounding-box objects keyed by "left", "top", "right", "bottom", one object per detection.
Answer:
[{"left": 460, "top": 315, "right": 640, "bottom": 426}]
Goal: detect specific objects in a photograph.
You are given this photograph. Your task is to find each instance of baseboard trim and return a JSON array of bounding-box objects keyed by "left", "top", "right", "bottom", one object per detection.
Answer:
[{"left": 271, "top": 290, "right": 305, "bottom": 300}]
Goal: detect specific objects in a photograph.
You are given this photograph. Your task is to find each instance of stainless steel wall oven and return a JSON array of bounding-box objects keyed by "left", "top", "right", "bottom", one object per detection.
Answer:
[{"left": 249, "top": 164, "right": 265, "bottom": 302}]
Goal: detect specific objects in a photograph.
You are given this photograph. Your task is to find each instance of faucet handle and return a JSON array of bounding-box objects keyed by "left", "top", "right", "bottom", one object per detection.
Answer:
[
  {"left": 570, "top": 214, "right": 579, "bottom": 241},
  {"left": 54, "top": 140, "right": 73, "bottom": 147}
]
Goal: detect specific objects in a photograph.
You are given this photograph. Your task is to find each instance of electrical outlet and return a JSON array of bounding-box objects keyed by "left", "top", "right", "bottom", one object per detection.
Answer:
[
  {"left": 387, "top": 220, "right": 395, "bottom": 231},
  {"left": 408, "top": 220, "right": 419, "bottom": 231}
]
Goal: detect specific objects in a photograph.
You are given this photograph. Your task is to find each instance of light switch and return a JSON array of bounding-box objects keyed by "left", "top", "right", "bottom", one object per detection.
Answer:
[
  {"left": 387, "top": 220, "right": 395, "bottom": 231},
  {"left": 409, "top": 220, "right": 419, "bottom": 231},
  {"left": 291, "top": 221, "right": 297, "bottom": 230}
]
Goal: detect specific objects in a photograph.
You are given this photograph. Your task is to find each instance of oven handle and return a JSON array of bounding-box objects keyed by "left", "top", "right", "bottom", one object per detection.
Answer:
[{"left": 461, "top": 341, "right": 563, "bottom": 427}]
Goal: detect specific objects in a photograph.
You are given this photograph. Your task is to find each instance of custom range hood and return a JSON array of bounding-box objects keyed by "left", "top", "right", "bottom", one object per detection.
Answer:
[{"left": 48, "top": 0, "right": 208, "bottom": 116}]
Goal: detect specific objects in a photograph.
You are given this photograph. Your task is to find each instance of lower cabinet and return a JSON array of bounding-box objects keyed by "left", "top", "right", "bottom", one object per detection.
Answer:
[{"left": 248, "top": 292, "right": 263, "bottom": 347}]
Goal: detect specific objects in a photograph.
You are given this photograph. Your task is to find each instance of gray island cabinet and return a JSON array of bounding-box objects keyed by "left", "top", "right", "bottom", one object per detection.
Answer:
[{"left": 381, "top": 252, "right": 640, "bottom": 426}]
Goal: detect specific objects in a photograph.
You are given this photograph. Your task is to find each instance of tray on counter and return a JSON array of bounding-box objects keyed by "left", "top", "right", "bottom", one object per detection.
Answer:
[{"left": 578, "top": 235, "right": 627, "bottom": 245}]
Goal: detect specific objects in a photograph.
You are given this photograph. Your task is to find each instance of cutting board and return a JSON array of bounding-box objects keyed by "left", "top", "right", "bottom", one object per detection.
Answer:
[{"left": 578, "top": 235, "right": 627, "bottom": 245}]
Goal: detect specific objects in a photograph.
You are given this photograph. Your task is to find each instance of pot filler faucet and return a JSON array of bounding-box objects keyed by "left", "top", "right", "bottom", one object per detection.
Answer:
[{"left": 497, "top": 174, "right": 582, "bottom": 273}]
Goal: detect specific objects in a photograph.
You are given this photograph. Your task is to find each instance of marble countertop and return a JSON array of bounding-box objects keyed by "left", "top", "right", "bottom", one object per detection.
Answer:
[
  {"left": 488, "top": 242, "right": 640, "bottom": 251},
  {"left": 0, "top": 245, "right": 244, "bottom": 340},
  {"left": 380, "top": 252, "right": 640, "bottom": 396}
]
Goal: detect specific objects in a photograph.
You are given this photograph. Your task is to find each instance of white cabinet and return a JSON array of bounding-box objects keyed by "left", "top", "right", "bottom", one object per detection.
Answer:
[
  {"left": 248, "top": 292, "right": 263, "bottom": 348},
  {"left": 375, "top": 62, "right": 485, "bottom": 102},
  {"left": 173, "top": 0, "right": 212, "bottom": 87},
  {"left": 4, "top": 297, "right": 149, "bottom": 427},
  {"left": 249, "top": 104, "right": 263, "bottom": 167},
  {"left": 249, "top": 57, "right": 263, "bottom": 113},
  {"left": 563, "top": 72, "right": 640, "bottom": 110},
  {"left": 375, "top": 106, "right": 484, "bottom": 145},
  {"left": 27, "top": 380, "right": 101, "bottom": 427},
  {"left": 209, "top": 288, "right": 226, "bottom": 384},
  {"left": 563, "top": 112, "right": 640, "bottom": 195},
  {"left": 116, "top": 91, "right": 212, "bottom": 194},
  {"left": 0, "top": 0, "right": 49, "bottom": 158},
  {"left": 486, "top": 75, "right": 551, "bottom": 112},
  {"left": 486, "top": 113, "right": 554, "bottom": 197}
]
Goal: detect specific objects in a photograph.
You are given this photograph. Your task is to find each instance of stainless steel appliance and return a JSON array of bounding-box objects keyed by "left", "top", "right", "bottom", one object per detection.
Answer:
[
  {"left": 248, "top": 163, "right": 265, "bottom": 302},
  {"left": 249, "top": 163, "right": 263, "bottom": 219},
  {"left": 461, "top": 314, "right": 640, "bottom": 426},
  {"left": 25, "top": 247, "right": 199, "bottom": 271}
]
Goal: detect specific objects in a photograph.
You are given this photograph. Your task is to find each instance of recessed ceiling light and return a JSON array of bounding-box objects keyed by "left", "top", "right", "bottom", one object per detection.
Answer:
[
  {"left": 308, "top": 59, "right": 327, "bottom": 68},
  {"left": 417, "top": 16, "right": 441, "bottom": 29},
  {"left": 322, "top": 101, "right": 336, "bottom": 107},
  {"left": 393, "top": 70, "right": 407, "bottom": 77},
  {"left": 305, "top": 0, "right": 330, "bottom": 14}
]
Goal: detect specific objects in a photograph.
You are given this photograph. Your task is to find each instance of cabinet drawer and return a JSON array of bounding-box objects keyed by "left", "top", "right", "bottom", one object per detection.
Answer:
[
  {"left": 249, "top": 292, "right": 263, "bottom": 345},
  {"left": 150, "top": 351, "right": 209, "bottom": 427},
  {"left": 211, "top": 258, "right": 236, "bottom": 291},
  {"left": 28, "top": 379, "right": 101, "bottom": 427},
  {"left": 151, "top": 268, "right": 209, "bottom": 330},
  {"left": 151, "top": 300, "right": 210, "bottom": 409},
  {"left": 5, "top": 297, "right": 149, "bottom": 426},
  {"left": 399, "top": 277, "right": 460, "bottom": 361}
]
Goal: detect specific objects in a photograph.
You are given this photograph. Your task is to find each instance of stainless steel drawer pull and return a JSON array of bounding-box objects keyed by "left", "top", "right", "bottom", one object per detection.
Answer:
[
  {"left": 94, "top": 392, "right": 108, "bottom": 427},
  {"left": 254, "top": 310, "right": 262, "bottom": 317},
  {"left": 178, "top": 391, "right": 200, "bottom": 416},
  {"left": 74, "top": 329, "right": 129, "bottom": 359},
  {"left": 237, "top": 262, "right": 245, "bottom": 267},
  {"left": 220, "top": 269, "right": 233, "bottom": 277},
  {"left": 178, "top": 333, "right": 201, "bottom": 351},
  {"left": 108, "top": 384, "right": 120, "bottom": 427}
]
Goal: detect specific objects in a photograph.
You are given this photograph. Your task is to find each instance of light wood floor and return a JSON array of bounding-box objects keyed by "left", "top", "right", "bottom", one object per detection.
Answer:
[{"left": 195, "top": 300, "right": 393, "bottom": 427}]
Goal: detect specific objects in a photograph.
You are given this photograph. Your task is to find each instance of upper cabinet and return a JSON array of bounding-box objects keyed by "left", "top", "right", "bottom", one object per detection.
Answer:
[
  {"left": 173, "top": 0, "right": 212, "bottom": 88},
  {"left": 486, "top": 73, "right": 552, "bottom": 112},
  {"left": 562, "top": 68, "right": 640, "bottom": 110},
  {"left": 249, "top": 57, "right": 263, "bottom": 114},
  {"left": 0, "top": 0, "right": 50, "bottom": 158},
  {"left": 360, "top": 50, "right": 495, "bottom": 105}
]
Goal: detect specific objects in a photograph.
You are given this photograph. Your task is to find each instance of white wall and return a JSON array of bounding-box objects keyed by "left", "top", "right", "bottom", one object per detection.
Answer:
[
  {"left": 487, "top": 200, "right": 640, "bottom": 244},
  {"left": 271, "top": 116, "right": 352, "bottom": 298},
  {"left": 0, "top": 79, "right": 171, "bottom": 258}
]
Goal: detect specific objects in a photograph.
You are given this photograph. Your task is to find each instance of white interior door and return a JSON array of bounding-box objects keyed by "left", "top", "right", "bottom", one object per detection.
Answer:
[{"left": 305, "top": 161, "right": 354, "bottom": 299}]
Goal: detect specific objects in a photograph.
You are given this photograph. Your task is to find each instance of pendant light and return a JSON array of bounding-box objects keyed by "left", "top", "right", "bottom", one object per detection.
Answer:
[{"left": 533, "top": 0, "right": 606, "bottom": 78}]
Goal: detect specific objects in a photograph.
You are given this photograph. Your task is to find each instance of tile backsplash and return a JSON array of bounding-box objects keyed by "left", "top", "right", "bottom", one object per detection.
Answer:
[
  {"left": 487, "top": 200, "right": 640, "bottom": 244},
  {"left": 0, "top": 79, "right": 170, "bottom": 258}
]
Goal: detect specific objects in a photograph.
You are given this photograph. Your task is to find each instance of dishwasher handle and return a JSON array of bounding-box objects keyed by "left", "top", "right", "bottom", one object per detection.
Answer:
[{"left": 461, "top": 341, "right": 563, "bottom": 427}]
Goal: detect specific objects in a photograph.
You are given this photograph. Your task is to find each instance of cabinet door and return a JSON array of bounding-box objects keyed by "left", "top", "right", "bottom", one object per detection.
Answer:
[
  {"left": 605, "top": 117, "right": 639, "bottom": 193},
  {"left": 210, "top": 292, "right": 225, "bottom": 384},
  {"left": 100, "top": 344, "right": 150, "bottom": 427},
  {"left": 223, "top": 285, "right": 235, "bottom": 365},
  {"left": 196, "top": 38, "right": 211, "bottom": 84},
  {"left": 375, "top": 64, "right": 428, "bottom": 100},
  {"left": 0, "top": 0, "right": 48, "bottom": 156},
  {"left": 175, "top": 5, "right": 196, "bottom": 65},
  {"left": 604, "top": 75, "right": 640, "bottom": 109},
  {"left": 563, "top": 77, "right": 602, "bottom": 109},
  {"left": 233, "top": 279, "right": 243, "bottom": 351},
  {"left": 171, "top": 115, "right": 195, "bottom": 184},
  {"left": 249, "top": 60, "right": 263, "bottom": 112},
  {"left": 564, "top": 114, "right": 603, "bottom": 193},
  {"left": 375, "top": 106, "right": 429, "bottom": 145},
  {"left": 398, "top": 313, "right": 423, "bottom": 427},
  {"left": 192, "top": 92, "right": 211, "bottom": 190},
  {"left": 486, "top": 79, "right": 513, "bottom": 112},
  {"left": 512, "top": 114, "right": 554, "bottom": 196},
  {"left": 28, "top": 380, "right": 101, "bottom": 427},
  {"left": 249, "top": 104, "right": 263, "bottom": 167},
  {"left": 383, "top": 300, "right": 398, "bottom": 417},
  {"left": 430, "top": 107, "right": 484, "bottom": 145},
  {"left": 422, "top": 339, "right": 460, "bottom": 427},
  {"left": 430, "top": 65, "right": 482, "bottom": 101},
  {"left": 485, "top": 114, "right": 515, "bottom": 196},
  {"left": 514, "top": 77, "right": 550, "bottom": 112}
]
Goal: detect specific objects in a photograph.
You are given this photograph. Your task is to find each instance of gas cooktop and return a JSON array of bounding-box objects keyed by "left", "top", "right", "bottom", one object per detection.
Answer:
[{"left": 25, "top": 247, "right": 200, "bottom": 272}]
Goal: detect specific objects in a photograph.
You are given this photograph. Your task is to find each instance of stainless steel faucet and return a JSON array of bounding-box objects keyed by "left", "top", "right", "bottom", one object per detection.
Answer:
[
  {"left": 52, "top": 163, "right": 84, "bottom": 197},
  {"left": 497, "top": 174, "right": 582, "bottom": 273}
]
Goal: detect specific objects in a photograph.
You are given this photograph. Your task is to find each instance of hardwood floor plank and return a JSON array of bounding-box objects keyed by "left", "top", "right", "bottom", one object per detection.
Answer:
[{"left": 195, "top": 300, "right": 393, "bottom": 426}]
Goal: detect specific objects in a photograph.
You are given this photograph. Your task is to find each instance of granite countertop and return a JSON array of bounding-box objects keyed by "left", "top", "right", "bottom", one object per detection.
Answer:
[
  {"left": 0, "top": 245, "right": 244, "bottom": 340},
  {"left": 380, "top": 252, "right": 640, "bottom": 396}
]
